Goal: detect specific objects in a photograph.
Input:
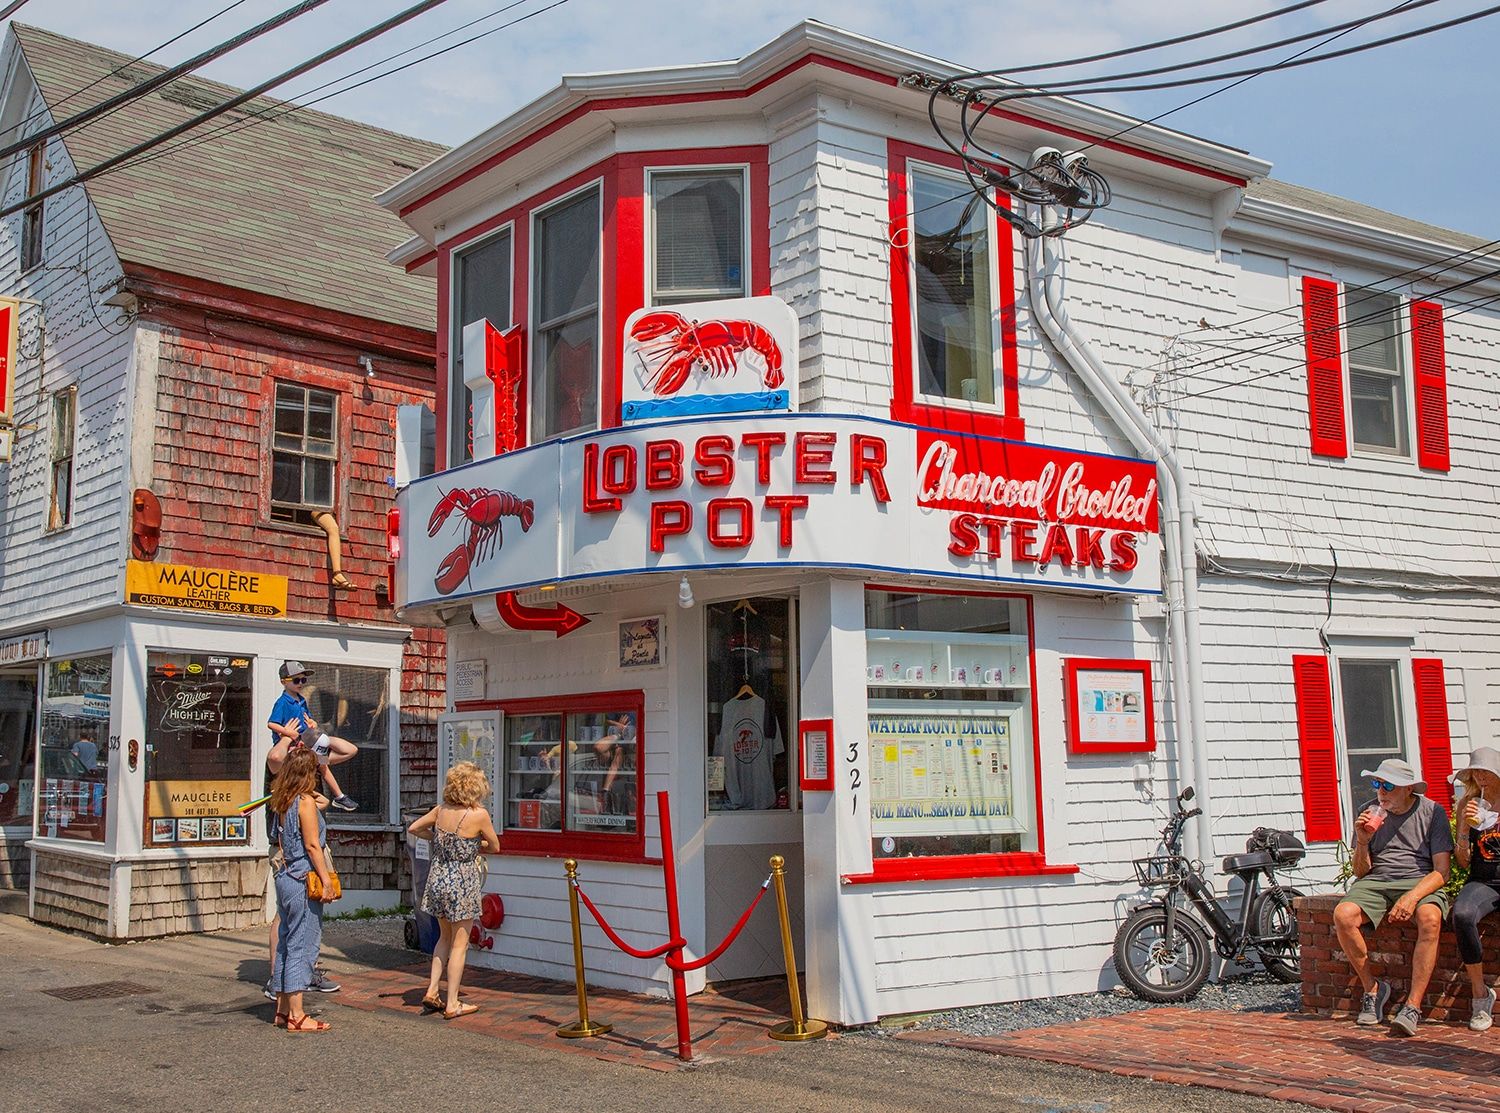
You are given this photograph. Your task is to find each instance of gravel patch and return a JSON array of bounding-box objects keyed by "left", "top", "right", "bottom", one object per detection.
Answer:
[{"left": 879, "top": 973, "right": 1299, "bottom": 1037}]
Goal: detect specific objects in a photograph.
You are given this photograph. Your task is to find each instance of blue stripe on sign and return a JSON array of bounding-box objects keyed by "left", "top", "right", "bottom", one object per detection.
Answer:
[{"left": 622, "top": 391, "right": 790, "bottom": 422}]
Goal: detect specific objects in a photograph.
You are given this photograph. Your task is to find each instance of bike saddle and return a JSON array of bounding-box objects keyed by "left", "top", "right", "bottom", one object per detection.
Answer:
[{"left": 1221, "top": 849, "right": 1277, "bottom": 876}]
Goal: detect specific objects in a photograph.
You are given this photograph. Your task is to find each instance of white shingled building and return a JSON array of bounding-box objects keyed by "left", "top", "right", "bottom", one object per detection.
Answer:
[{"left": 379, "top": 22, "right": 1497, "bottom": 1022}]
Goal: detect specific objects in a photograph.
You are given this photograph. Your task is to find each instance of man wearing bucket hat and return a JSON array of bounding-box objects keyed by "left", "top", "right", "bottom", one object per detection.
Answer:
[
  {"left": 1333, "top": 757, "right": 1453, "bottom": 1037},
  {"left": 1450, "top": 747, "right": 1500, "bottom": 1030}
]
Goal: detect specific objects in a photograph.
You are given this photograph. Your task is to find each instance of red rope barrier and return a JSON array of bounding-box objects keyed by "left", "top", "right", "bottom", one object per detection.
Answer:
[
  {"left": 572, "top": 879, "right": 683, "bottom": 960},
  {"left": 665, "top": 875, "right": 771, "bottom": 973}
]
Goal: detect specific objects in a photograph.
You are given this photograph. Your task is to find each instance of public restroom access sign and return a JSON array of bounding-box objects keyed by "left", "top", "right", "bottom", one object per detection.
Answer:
[{"left": 126, "top": 560, "right": 288, "bottom": 617}]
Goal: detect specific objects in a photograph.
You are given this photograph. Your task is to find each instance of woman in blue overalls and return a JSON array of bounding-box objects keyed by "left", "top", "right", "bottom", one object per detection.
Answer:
[{"left": 270, "top": 748, "right": 337, "bottom": 1032}]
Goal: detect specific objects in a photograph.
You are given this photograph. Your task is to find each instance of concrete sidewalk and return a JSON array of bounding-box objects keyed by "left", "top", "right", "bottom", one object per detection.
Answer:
[{"left": 907, "top": 1006, "right": 1500, "bottom": 1113}]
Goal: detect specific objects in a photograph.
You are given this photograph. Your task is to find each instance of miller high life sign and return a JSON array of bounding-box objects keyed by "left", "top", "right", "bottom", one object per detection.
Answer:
[{"left": 397, "top": 413, "right": 1161, "bottom": 611}]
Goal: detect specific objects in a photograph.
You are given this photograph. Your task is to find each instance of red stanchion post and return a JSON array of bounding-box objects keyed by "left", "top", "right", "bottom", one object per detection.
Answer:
[{"left": 657, "top": 789, "right": 693, "bottom": 1062}]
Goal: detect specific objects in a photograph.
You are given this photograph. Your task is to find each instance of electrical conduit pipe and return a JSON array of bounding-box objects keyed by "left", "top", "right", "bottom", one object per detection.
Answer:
[{"left": 1026, "top": 169, "right": 1215, "bottom": 862}]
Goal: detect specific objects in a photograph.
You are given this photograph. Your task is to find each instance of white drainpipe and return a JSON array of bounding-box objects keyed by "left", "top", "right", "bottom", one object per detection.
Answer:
[{"left": 1026, "top": 181, "right": 1215, "bottom": 863}]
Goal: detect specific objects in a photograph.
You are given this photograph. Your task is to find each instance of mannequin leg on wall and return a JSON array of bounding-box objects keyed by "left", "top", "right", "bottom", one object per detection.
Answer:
[{"left": 312, "top": 511, "right": 355, "bottom": 591}]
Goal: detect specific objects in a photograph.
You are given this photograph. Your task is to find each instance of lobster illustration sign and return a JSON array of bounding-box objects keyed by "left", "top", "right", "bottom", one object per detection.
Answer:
[
  {"left": 621, "top": 296, "right": 799, "bottom": 424},
  {"left": 427, "top": 487, "right": 535, "bottom": 596}
]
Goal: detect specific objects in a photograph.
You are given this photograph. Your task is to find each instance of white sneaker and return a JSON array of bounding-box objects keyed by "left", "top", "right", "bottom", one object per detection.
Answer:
[{"left": 1473, "top": 987, "right": 1496, "bottom": 1032}]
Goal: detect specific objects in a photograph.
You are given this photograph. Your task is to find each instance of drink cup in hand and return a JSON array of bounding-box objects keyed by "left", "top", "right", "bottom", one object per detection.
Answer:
[
  {"left": 1361, "top": 805, "right": 1387, "bottom": 834},
  {"left": 1476, "top": 801, "right": 1498, "bottom": 832}
]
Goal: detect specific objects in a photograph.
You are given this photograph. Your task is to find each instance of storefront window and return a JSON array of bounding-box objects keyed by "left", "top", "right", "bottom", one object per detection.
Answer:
[
  {"left": 0, "top": 672, "right": 38, "bottom": 827},
  {"left": 36, "top": 654, "right": 111, "bottom": 843},
  {"left": 865, "top": 589, "right": 1036, "bottom": 859},
  {"left": 300, "top": 663, "right": 392, "bottom": 823},
  {"left": 502, "top": 693, "right": 644, "bottom": 852},
  {"left": 706, "top": 597, "right": 793, "bottom": 812},
  {"left": 144, "top": 652, "right": 252, "bottom": 847}
]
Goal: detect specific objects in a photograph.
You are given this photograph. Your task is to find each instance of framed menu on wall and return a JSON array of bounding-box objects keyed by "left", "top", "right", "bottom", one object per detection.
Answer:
[{"left": 1063, "top": 658, "right": 1156, "bottom": 754}]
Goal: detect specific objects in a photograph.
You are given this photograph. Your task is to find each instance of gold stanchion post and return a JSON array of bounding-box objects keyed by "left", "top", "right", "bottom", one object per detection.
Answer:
[
  {"left": 556, "top": 859, "right": 612, "bottom": 1038},
  {"left": 767, "top": 854, "right": 828, "bottom": 1041}
]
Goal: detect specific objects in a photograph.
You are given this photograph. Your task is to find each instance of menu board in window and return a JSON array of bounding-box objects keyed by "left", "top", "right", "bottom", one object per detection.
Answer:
[
  {"left": 868, "top": 708, "right": 1024, "bottom": 840},
  {"left": 144, "top": 651, "right": 253, "bottom": 847},
  {"left": 438, "top": 711, "right": 503, "bottom": 819}
]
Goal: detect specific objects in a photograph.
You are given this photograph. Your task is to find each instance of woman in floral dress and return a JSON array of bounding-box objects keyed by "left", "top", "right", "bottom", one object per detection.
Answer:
[{"left": 407, "top": 761, "right": 499, "bottom": 1018}]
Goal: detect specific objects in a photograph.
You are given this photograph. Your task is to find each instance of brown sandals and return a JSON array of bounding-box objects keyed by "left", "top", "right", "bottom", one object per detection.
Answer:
[
  {"left": 442, "top": 1003, "right": 479, "bottom": 1020},
  {"left": 285, "top": 1013, "right": 331, "bottom": 1032}
]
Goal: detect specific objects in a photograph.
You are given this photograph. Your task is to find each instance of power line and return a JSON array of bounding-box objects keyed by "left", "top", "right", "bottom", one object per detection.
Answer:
[
  {"left": 1155, "top": 258, "right": 1500, "bottom": 389},
  {"left": 3, "top": 0, "right": 250, "bottom": 142},
  {"left": 947, "top": 0, "right": 1338, "bottom": 80},
  {"left": 0, "top": 1, "right": 33, "bottom": 22},
  {"left": 0, "top": 0, "right": 335, "bottom": 164},
  {"left": 87, "top": 0, "right": 570, "bottom": 184},
  {"left": 0, "top": 0, "right": 459, "bottom": 222}
]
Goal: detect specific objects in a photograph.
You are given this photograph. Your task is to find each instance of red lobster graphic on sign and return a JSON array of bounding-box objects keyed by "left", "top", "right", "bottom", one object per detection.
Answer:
[
  {"left": 629, "top": 311, "right": 785, "bottom": 395},
  {"left": 427, "top": 487, "right": 534, "bottom": 595}
]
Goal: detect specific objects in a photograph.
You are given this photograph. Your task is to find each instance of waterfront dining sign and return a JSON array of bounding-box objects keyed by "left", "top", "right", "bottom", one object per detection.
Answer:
[{"left": 397, "top": 413, "right": 1160, "bottom": 610}]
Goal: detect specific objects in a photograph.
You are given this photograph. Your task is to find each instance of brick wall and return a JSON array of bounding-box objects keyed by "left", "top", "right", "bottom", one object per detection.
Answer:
[{"left": 1299, "top": 892, "right": 1498, "bottom": 1025}]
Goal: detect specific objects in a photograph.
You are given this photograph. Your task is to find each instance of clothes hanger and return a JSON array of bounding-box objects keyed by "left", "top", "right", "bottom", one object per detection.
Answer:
[
  {"left": 731, "top": 598, "right": 757, "bottom": 615},
  {"left": 733, "top": 680, "right": 756, "bottom": 700}
]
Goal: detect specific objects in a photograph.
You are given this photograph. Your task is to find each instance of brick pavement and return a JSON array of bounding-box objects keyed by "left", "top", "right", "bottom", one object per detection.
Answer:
[
  {"left": 334, "top": 962, "right": 815, "bottom": 1070},
  {"left": 905, "top": 1007, "right": 1500, "bottom": 1113}
]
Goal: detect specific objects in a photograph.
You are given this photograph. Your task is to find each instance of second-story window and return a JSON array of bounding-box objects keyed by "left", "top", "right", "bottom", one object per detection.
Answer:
[
  {"left": 271, "top": 383, "right": 336, "bottom": 525},
  {"left": 649, "top": 168, "right": 747, "bottom": 305},
  {"left": 47, "top": 386, "right": 75, "bottom": 530},
  {"left": 1344, "top": 287, "right": 1408, "bottom": 455},
  {"left": 910, "top": 166, "right": 998, "bottom": 407},
  {"left": 20, "top": 142, "right": 44, "bottom": 272},
  {"left": 531, "top": 185, "right": 600, "bottom": 441},
  {"left": 449, "top": 229, "right": 512, "bottom": 465}
]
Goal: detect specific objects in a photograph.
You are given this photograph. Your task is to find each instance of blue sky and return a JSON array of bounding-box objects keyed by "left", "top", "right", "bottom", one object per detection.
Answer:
[{"left": 11, "top": 1, "right": 1499, "bottom": 237}]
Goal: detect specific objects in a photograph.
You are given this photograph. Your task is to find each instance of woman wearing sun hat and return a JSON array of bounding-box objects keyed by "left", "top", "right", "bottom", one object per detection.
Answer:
[{"left": 1451, "top": 746, "right": 1500, "bottom": 1030}]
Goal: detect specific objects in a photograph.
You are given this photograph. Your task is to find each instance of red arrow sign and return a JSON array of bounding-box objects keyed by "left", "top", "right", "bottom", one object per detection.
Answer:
[{"left": 491, "top": 591, "right": 589, "bottom": 637}]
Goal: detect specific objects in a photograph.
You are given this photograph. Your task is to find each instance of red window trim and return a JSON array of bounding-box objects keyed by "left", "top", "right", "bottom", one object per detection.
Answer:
[
  {"left": 433, "top": 146, "right": 770, "bottom": 471},
  {"left": 860, "top": 584, "right": 1067, "bottom": 881},
  {"left": 260, "top": 374, "right": 349, "bottom": 533},
  {"left": 887, "top": 139, "right": 1024, "bottom": 442},
  {"left": 454, "top": 689, "right": 648, "bottom": 863},
  {"left": 1062, "top": 657, "right": 1157, "bottom": 754}
]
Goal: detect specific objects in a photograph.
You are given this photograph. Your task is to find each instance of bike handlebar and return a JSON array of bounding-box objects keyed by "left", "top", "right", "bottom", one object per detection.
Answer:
[{"left": 1183, "top": 808, "right": 1202, "bottom": 820}]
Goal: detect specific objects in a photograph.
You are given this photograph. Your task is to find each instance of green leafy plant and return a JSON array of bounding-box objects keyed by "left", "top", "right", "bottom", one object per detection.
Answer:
[{"left": 328, "top": 903, "right": 411, "bottom": 922}]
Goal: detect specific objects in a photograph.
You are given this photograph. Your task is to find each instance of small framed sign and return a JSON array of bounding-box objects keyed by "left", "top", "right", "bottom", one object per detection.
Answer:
[
  {"left": 618, "top": 616, "right": 664, "bottom": 669},
  {"left": 452, "top": 659, "right": 486, "bottom": 703},
  {"left": 799, "top": 718, "right": 834, "bottom": 792},
  {"left": 1064, "top": 658, "right": 1156, "bottom": 754}
]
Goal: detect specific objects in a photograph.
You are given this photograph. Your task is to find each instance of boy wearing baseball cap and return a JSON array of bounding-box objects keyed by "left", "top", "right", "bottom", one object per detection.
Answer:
[{"left": 267, "top": 661, "right": 360, "bottom": 812}]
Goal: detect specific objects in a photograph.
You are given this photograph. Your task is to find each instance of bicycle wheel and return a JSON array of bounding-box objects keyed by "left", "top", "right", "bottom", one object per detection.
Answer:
[
  {"left": 1112, "top": 905, "right": 1212, "bottom": 1003},
  {"left": 1253, "top": 886, "right": 1303, "bottom": 983}
]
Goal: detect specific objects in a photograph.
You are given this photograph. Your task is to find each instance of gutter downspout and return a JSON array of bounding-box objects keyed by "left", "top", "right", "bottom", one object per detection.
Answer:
[{"left": 1026, "top": 187, "right": 1214, "bottom": 863}]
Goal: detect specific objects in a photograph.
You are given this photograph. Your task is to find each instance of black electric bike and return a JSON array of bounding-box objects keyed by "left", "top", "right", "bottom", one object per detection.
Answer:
[{"left": 1113, "top": 787, "right": 1306, "bottom": 1002}]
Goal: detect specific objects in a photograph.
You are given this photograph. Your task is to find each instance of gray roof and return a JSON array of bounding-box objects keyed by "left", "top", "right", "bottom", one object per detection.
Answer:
[
  {"left": 1247, "top": 178, "right": 1489, "bottom": 252},
  {"left": 14, "top": 24, "right": 445, "bottom": 330}
]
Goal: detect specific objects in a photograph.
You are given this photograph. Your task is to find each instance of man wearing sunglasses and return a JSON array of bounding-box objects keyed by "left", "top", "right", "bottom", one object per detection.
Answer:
[{"left": 1333, "top": 757, "right": 1453, "bottom": 1037}]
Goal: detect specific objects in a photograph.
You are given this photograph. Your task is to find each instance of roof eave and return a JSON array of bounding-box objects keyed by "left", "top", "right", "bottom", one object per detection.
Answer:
[{"left": 378, "top": 20, "right": 1272, "bottom": 222}]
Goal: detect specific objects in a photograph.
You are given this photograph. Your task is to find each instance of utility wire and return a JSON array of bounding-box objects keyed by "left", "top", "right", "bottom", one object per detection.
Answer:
[
  {"left": 0, "top": 0, "right": 458, "bottom": 221},
  {"left": 86, "top": 0, "right": 570, "bottom": 183},
  {"left": 0, "top": 1, "right": 32, "bottom": 22},
  {"left": 948, "top": 0, "right": 1337, "bottom": 80},
  {"left": 0, "top": 0, "right": 334, "bottom": 164},
  {"left": 1155, "top": 259, "right": 1500, "bottom": 389},
  {"left": 2, "top": 0, "right": 250, "bottom": 142}
]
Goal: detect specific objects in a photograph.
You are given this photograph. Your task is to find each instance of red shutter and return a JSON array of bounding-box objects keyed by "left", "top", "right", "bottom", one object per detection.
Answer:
[
  {"left": 1293, "top": 654, "right": 1342, "bottom": 842},
  {"left": 1410, "top": 300, "right": 1450, "bottom": 471},
  {"left": 1302, "top": 276, "right": 1348, "bottom": 458},
  {"left": 1412, "top": 658, "right": 1454, "bottom": 809}
]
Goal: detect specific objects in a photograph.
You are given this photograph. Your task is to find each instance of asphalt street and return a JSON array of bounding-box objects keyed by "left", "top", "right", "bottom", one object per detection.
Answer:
[{"left": 0, "top": 897, "right": 1316, "bottom": 1113}]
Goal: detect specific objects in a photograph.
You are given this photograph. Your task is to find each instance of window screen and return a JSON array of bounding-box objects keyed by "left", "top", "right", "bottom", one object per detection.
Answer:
[{"left": 651, "top": 170, "right": 746, "bottom": 305}]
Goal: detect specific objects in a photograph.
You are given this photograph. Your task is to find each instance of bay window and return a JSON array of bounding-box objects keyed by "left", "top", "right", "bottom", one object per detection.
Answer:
[
  {"left": 649, "top": 168, "right": 747, "bottom": 305},
  {"left": 531, "top": 185, "right": 600, "bottom": 440},
  {"left": 449, "top": 228, "right": 513, "bottom": 464},
  {"left": 909, "top": 167, "right": 998, "bottom": 407}
]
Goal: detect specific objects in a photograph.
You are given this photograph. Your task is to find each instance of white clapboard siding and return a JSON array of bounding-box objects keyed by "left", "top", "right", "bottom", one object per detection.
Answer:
[{"left": 0, "top": 89, "right": 132, "bottom": 630}]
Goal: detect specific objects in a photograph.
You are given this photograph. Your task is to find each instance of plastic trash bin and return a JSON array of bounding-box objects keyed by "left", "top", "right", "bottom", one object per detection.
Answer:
[{"left": 401, "top": 808, "right": 440, "bottom": 954}]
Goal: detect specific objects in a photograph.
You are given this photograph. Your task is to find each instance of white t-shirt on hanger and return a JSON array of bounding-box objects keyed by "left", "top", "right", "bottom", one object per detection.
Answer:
[{"left": 713, "top": 692, "right": 784, "bottom": 810}]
